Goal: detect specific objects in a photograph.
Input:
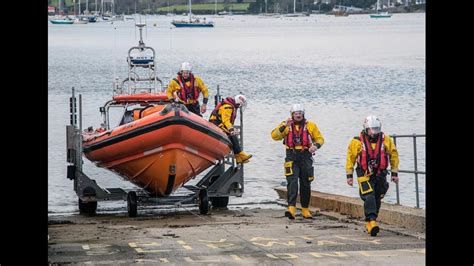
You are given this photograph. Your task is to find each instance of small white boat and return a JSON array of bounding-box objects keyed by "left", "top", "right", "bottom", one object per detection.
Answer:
[
  {"left": 74, "top": 17, "right": 89, "bottom": 24},
  {"left": 370, "top": 0, "right": 392, "bottom": 18},
  {"left": 370, "top": 11, "right": 392, "bottom": 18}
]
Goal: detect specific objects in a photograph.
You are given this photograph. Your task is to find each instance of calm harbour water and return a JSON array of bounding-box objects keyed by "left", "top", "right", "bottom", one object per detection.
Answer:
[{"left": 48, "top": 13, "right": 425, "bottom": 215}]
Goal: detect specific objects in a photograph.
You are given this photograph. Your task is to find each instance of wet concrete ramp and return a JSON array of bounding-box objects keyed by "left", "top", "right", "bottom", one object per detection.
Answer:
[{"left": 48, "top": 207, "right": 425, "bottom": 265}]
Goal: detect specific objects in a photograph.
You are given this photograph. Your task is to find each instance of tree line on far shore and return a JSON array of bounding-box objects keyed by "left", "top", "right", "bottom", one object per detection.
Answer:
[{"left": 48, "top": 0, "right": 425, "bottom": 15}]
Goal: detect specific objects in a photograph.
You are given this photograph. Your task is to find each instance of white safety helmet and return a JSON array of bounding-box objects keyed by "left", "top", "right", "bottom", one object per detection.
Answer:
[
  {"left": 180, "top": 62, "right": 192, "bottom": 72},
  {"left": 290, "top": 104, "right": 305, "bottom": 114},
  {"left": 363, "top": 115, "right": 382, "bottom": 136},
  {"left": 234, "top": 94, "right": 247, "bottom": 111}
]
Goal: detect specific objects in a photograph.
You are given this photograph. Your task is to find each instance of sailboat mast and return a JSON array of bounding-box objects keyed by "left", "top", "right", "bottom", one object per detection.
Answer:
[
  {"left": 78, "top": 0, "right": 81, "bottom": 15},
  {"left": 58, "top": 0, "right": 61, "bottom": 15},
  {"left": 293, "top": 0, "right": 296, "bottom": 13},
  {"left": 265, "top": 0, "right": 267, "bottom": 14},
  {"left": 86, "top": 0, "right": 88, "bottom": 13},
  {"left": 215, "top": 0, "right": 217, "bottom": 15},
  {"left": 188, "top": 0, "right": 192, "bottom": 22}
]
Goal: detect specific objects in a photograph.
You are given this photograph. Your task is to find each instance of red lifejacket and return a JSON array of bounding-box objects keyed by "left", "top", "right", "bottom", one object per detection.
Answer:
[
  {"left": 284, "top": 120, "right": 311, "bottom": 149},
  {"left": 175, "top": 73, "right": 199, "bottom": 103},
  {"left": 357, "top": 132, "right": 388, "bottom": 175},
  {"left": 209, "top": 97, "right": 237, "bottom": 126}
]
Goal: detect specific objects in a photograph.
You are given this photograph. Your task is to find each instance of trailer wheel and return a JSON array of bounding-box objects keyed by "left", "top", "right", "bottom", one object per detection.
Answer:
[
  {"left": 78, "top": 198, "right": 97, "bottom": 215},
  {"left": 127, "top": 191, "right": 138, "bottom": 217},
  {"left": 209, "top": 175, "right": 229, "bottom": 208},
  {"left": 211, "top": 197, "right": 229, "bottom": 208},
  {"left": 199, "top": 188, "right": 209, "bottom": 215}
]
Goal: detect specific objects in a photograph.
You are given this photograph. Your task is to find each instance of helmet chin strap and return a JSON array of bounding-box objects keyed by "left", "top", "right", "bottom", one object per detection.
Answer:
[
  {"left": 363, "top": 129, "right": 377, "bottom": 141},
  {"left": 179, "top": 72, "right": 191, "bottom": 81},
  {"left": 293, "top": 116, "right": 305, "bottom": 124}
]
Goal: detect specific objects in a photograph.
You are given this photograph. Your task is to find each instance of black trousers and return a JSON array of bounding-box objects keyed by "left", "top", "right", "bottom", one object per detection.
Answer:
[
  {"left": 185, "top": 102, "right": 201, "bottom": 117},
  {"left": 229, "top": 135, "right": 242, "bottom": 154},
  {"left": 358, "top": 173, "right": 389, "bottom": 221},
  {"left": 209, "top": 117, "right": 241, "bottom": 154},
  {"left": 285, "top": 149, "right": 314, "bottom": 208}
]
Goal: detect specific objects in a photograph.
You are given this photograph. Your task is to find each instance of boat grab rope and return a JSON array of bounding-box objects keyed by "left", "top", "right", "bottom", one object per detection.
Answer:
[{"left": 176, "top": 204, "right": 294, "bottom": 265}]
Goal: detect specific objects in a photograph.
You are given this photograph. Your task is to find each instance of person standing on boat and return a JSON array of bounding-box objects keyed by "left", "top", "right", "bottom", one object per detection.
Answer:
[
  {"left": 167, "top": 62, "right": 209, "bottom": 116},
  {"left": 271, "top": 104, "right": 324, "bottom": 220},
  {"left": 345, "top": 115, "right": 399, "bottom": 237},
  {"left": 209, "top": 94, "right": 252, "bottom": 164}
]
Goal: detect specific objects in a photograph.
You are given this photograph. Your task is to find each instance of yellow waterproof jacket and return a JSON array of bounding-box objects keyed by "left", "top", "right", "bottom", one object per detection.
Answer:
[
  {"left": 271, "top": 120, "right": 324, "bottom": 150},
  {"left": 209, "top": 103, "right": 235, "bottom": 133},
  {"left": 345, "top": 133, "right": 399, "bottom": 175},
  {"left": 166, "top": 75, "right": 209, "bottom": 104}
]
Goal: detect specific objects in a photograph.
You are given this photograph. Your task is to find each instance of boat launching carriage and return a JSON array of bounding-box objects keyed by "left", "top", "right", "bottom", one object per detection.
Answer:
[{"left": 66, "top": 23, "right": 245, "bottom": 217}]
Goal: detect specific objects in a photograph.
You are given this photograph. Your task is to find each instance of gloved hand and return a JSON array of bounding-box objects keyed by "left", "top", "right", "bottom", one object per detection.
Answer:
[
  {"left": 308, "top": 145, "right": 317, "bottom": 154},
  {"left": 229, "top": 128, "right": 236, "bottom": 136},
  {"left": 285, "top": 117, "right": 292, "bottom": 127},
  {"left": 200, "top": 103, "right": 207, "bottom": 114},
  {"left": 391, "top": 172, "right": 399, "bottom": 184},
  {"left": 347, "top": 174, "right": 353, "bottom": 186}
]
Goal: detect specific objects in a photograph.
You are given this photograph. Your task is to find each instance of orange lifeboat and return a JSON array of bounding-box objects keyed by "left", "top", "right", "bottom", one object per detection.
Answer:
[{"left": 82, "top": 93, "right": 232, "bottom": 197}]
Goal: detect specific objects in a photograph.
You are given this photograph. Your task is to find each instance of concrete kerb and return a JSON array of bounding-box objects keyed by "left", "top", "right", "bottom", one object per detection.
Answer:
[{"left": 274, "top": 187, "right": 425, "bottom": 239}]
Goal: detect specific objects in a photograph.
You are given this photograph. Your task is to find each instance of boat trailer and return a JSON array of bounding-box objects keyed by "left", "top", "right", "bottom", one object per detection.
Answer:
[{"left": 66, "top": 87, "right": 245, "bottom": 217}]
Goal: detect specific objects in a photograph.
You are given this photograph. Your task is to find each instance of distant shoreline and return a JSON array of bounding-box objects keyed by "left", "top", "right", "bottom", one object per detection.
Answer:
[{"left": 50, "top": 2, "right": 425, "bottom": 17}]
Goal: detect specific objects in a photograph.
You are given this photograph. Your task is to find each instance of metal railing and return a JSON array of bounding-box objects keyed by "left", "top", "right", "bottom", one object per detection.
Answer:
[{"left": 390, "top": 134, "right": 425, "bottom": 208}]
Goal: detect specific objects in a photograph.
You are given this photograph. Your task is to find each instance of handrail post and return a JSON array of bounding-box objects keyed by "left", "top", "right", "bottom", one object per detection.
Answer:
[
  {"left": 78, "top": 93, "right": 84, "bottom": 171},
  {"left": 413, "top": 134, "right": 420, "bottom": 208},
  {"left": 393, "top": 135, "right": 400, "bottom": 205},
  {"left": 79, "top": 94, "right": 82, "bottom": 133},
  {"left": 70, "top": 87, "right": 76, "bottom": 126},
  {"left": 240, "top": 106, "right": 243, "bottom": 150}
]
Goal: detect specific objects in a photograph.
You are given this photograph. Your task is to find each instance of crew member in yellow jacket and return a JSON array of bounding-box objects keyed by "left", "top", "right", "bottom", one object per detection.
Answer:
[
  {"left": 167, "top": 62, "right": 209, "bottom": 116},
  {"left": 209, "top": 94, "right": 252, "bottom": 164},
  {"left": 271, "top": 104, "right": 324, "bottom": 220},
  {"left": 346, "top": 115, "right": 399, "bottom": 236}
]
